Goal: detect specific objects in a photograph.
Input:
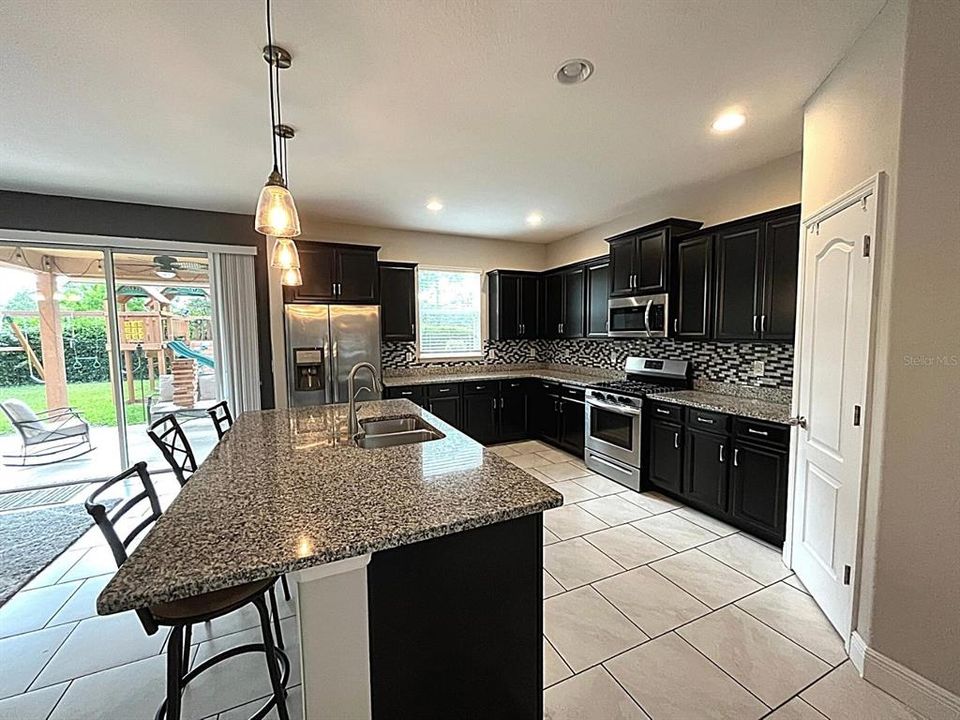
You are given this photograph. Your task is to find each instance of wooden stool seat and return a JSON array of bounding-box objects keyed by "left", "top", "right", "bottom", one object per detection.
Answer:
[{"left": 150, "top": 578, "right": 274, "bottom": 624}]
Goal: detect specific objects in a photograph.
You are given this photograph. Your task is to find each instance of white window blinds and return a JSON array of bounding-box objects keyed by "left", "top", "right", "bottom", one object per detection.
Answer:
[{"left": 417, "top": 268, "right": 482, "bottom": 358}]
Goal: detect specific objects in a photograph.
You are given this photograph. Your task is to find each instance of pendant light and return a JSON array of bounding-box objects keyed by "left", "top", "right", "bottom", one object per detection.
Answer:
[
  {"left": 255, "top": 0, "right": 301, "bottom": 238},
  {"left": 280, "top": 267, "right": 303, "bottom": 287},
  {"left": 270, "top": 235, "right": 300, "bottom": 270}
]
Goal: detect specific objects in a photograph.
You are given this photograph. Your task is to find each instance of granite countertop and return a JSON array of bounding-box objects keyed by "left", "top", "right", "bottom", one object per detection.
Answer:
[
  {"left": 646, "top": 389, "right": 792, "bottom": 424},
  {"left": 384, "top": 366, "right": 613, "bottom": 389},
  {"left": 97, "top": 400, "right": 562, "bottom": 615}
]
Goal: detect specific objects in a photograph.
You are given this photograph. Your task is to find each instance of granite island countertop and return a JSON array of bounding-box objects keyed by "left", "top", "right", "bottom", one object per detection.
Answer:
[
  {"left": 97, "top": 400, "right": 562, "bottom": 614},
  {"left": 384, "top": 366, "right": 615, "bottom": 389},
  {"left": 645, "top": 389, "right": 792, "bottom": 424}
]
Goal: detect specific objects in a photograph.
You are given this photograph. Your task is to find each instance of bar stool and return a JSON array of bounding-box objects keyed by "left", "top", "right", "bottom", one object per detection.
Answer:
[
  {"left": 86, "top": 462, "right": 290, "bottom": 720},
  {"left": 206, "top": 401, "right": 234, "bottom": 440}
]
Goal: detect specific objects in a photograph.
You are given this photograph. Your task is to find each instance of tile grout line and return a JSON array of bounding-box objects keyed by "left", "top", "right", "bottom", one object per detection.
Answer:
[
  {"left": 671, "top": 630, "right": 775, "bottom": 710},
  {"left": 23, "top": 621, "right": 80, "bottom": 694},
  {"left": 42, "top": 680, "right": 71, "bottom": 720}
]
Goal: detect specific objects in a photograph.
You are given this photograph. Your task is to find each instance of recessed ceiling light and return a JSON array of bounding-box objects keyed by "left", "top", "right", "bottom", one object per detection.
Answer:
[
  {"left": 556, "top": 59, "right": 594, "bottom": 85},
  {"left": 426, "top": 199, "right": 443, "bottom": 212},
  {"left": 711, "top": 111, "right": 746, "bottom": 133},
  {"left": 526, "top": 212, "right": 544, "bottom": 227}
]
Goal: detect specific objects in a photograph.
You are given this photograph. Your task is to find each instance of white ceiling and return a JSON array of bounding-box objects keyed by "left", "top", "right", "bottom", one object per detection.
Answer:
[{"left": 0, "top": 0, "right": 882, "bottom": 242}]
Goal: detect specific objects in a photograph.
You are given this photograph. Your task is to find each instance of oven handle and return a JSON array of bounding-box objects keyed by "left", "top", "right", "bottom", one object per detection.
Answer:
[{"left": 586, "top": 397, "right": 642, "bottom": 417}]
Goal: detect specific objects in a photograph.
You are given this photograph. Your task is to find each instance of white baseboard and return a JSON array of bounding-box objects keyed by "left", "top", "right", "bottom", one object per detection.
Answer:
[{"left": 850, "top": 632, "right": 960, "bottom": 720}]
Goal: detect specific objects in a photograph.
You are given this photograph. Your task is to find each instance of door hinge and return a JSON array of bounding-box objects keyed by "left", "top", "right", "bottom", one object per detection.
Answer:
[
  {"left": 863, "top": 235, "right": 871, "bottom": 257},
  {"left": 843, "top": 565, "right": 852, "bottom": 585},
  {"left": 853, "top": 405, "right": 862, "bottom": 426},
  {"left": 860, "top": 195, "right": 869, "bottom": 211}
]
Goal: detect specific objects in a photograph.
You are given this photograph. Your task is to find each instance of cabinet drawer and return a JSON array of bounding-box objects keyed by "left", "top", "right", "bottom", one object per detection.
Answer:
[
  {"left": 427, "top": 383, "right": 461, "bottom": 398},
  {"left": 537, "top": 380, "right": 560, "bottom": 395},
  {"left": 734, "top": 418, "right": 789, "bottom": 448},
  {"left": 499, "top": 379, "right": 526, "bottom": 394},
  {"left": 561, "top": 385, "right": 585, "bottom": 401},
  {"left": 385, "top": 385, "right": 425, "bottom": 402},
  {"left": 686, "top": 408, "right": 730, "bottom": 432},
  {"left": 463, "top": 381, "right": 497, "bottom": 395},
  {"left": 649, "top": 401, "right": 682, "bottom": 423}
]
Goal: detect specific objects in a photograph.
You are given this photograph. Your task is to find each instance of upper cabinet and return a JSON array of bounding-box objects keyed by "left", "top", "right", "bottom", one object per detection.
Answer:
[
  {"left": 713, "top": 206, "right": 800, "bottom": 341},
  {"left": 673, "top": 234, "right": 714, "bottom": 340},
  {"left": 379, "top": 262, "right": 417, "bottom": 341},
  {"left": 284, "top": 242, "right": 380, "bottom": 304},
  {"left": 541, "top": 266, "right": 584, "bottom": 339},
  {"left": 585, "top": 259, "right": 610, "bottom": 337},
  {"left": 607, "top": 219, "right": 702, "bottom": 297},
  {"left": 489, "top": 271, "right": 539, "bottom": 341}
]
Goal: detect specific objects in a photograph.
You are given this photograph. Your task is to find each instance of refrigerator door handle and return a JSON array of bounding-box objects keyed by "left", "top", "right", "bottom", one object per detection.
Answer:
[{"left": 331, "top": 340, "right": 339, "bottom": 403}]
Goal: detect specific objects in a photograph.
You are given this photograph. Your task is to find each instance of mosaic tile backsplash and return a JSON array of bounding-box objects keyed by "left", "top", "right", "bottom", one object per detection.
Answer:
[{"left": 383, "top": 337, "right": 795, "bottom": 389}]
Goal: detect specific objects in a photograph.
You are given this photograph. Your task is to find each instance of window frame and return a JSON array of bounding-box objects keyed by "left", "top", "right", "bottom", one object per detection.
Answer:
[{"left": 414, "top": 265, "right": 484, "bottom": 362}]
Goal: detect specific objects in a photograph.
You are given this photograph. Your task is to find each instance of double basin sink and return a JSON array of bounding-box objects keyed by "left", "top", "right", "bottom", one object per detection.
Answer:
[{"left": 354, "top": 416, "right": 444, "bottom": 449}]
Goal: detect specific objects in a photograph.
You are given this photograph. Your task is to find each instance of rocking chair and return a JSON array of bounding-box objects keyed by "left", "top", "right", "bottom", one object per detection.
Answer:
[{"left": 0, "top": 399, "right": 94, "bottom": 467}]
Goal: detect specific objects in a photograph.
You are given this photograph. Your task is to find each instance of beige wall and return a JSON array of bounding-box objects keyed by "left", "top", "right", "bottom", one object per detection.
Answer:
[
  {"left": 802, "top": 0, "right": 960, "bottom": 697},
  {"left": 545, "top": 152, "right": 802, "bottom": 268}
]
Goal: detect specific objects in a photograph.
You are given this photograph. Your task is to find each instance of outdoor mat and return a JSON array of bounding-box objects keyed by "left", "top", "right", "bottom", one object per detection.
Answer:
[
  {"left": 0, "top": 500, "right": 117, "bottom": 606},
  {"left": 0, "top": 484, "right": 89, "bottom": 512}
]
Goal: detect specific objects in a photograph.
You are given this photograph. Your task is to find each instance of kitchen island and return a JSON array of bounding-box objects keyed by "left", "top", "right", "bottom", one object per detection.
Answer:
[{"left": 97, "top": 400, "right": 561, "bottom": 719}]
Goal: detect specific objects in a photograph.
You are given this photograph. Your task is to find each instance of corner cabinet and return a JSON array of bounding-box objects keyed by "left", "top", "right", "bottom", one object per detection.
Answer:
[
  {"left": 284, "top": 242, "right": 380, "bottom": 304},
  {"left": 607, "top": 220, "right": 702, "bottom": 298},
  {"left": 488, "top": 271, "right": 539, "bottom": 340},
  {"left": 713, "top": 207, "right": 799, "bottom": 341},
  {"left": 541, "top": 267, "right": 584, "bottom": 339},
  {"left": 379, "top": 262, "right": 417, "bottom": 341}
]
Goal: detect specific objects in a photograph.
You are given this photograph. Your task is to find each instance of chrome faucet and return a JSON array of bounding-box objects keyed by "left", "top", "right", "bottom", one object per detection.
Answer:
[{"left": 347, "top": 362, "right": 383, "bottom": 437}]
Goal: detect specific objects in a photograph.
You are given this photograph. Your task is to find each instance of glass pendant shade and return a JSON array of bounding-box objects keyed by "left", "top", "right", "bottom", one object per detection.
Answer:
[
  {"left": 280, "top": 266, "right": 303, "bottom": 286},
  {"left": 270, "top": 236, "right": 300, "bottom": 270},
  {"left": 255, "top": 170, "right": 301, "bottom": 237}
]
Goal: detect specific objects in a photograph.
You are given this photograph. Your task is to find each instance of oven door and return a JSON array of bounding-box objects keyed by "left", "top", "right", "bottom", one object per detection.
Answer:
[
  {"left": 585, "top": 397, "right": 642, "bottom": 467},
  {"left": 608, "top": 293, "right": 669, "bottom": 337}
]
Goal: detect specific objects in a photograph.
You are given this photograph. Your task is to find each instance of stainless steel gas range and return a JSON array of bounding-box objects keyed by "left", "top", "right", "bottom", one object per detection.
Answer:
[{"left": 585, "top": 357, "right": 691, "bottom": 491}]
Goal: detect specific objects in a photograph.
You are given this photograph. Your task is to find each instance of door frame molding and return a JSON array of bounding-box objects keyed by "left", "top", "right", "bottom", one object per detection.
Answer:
[{"left": 783, "top": 172, "right": 885, "bottom": 648}]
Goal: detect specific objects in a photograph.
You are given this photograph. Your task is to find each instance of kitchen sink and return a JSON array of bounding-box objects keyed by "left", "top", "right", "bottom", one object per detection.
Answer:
[{"left": 355, "top": 416, "right": 443, "bottom": 448}]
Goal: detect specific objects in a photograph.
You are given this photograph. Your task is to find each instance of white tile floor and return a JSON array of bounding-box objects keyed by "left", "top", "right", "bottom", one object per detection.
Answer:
[{"left": 0, "top": 440, "right": 927, "bottom": 720}]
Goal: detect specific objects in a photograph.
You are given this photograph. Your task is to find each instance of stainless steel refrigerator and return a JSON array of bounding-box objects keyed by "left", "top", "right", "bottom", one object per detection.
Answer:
[{"left": 284, "top": 304, "right": 382, "bottom": 407}]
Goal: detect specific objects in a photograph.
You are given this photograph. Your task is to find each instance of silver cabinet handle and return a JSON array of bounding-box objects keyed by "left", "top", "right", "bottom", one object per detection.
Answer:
[
  {"left": 500, "top": 397, "right": 505, "bottom": 409},
  {"left": 674, "top": 432, "right": 679, "bottom": 449},
  {"left": 656, "top": 408, "right": 671, "bottom": 415},
  {"left": 753, "top": 315, "right": 758, "bottom": 332},
  {"left": 697, "top": 417, "right": 714, "bottom": 424},
  {"left": 438, "top": 388, "right": 450, "bottom": 393},
  {"left": 747, "top": 428, "right": 769, "bottom": 436},
  {"left": 476, "top": 385, "right": 485, "bottom": 390},
  {"left": 761, "top": 314, "right": 767, "bottom": 332},
  {"left": 557, "top": 322, "right": 561, "bottom": 334},
  {"left": 400, "top": 391, "right": 413, "bottom": 396},
  {"left": 734, "top": 448, "right": 740, "bottom": 466},
  {"left": 719, "top": 443, "right": 725, "bottom": 463},
  {"left": 673, "top": 318, "right": 678, "bottom": 333},
  {"left": 410, "top": 323, "right": 415, "bottom": 336},
  {"left": 492, "top": 397, "right": 496, "bottom": 412}
]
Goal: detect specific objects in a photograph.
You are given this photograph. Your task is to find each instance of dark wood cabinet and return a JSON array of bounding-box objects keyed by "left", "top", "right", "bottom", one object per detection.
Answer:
[
  {"left": 714, "top": 222, "right": 763, "bottom": 340},
  {"left": 558, "top": 397, "right": 585, "bottom": 456},
  {"left": 530, "top": 382, "right": 560, "bottom": 442},
  {"left": 608, "top": 220, "right": 702, "bottom": 299},
  {"left": 562, "top": 267, "right": 585, "bottom": 338},
  {"left": 730, "top": 440, "right": 788, "bottom": 542},
  {"left": 674, "top": 234, "right": 713, "bottom": 340},
  {"left": 760, "top": 213, "right": 800, "bottom": 341},
  {"left": 463, "top": 392, "right": 499, "bottom": 444},
  {"left": 542, "top": 273, "right": 564, "bottom": 339},
  {"left": 427, "top": 396, "right": 461, "bottom": 429},
  {"left": 385, "top": 384, "right": 425, "bottom": 405},
  {"left": 379, "top": 262, "right": 417, "bottom": 341},
  {"left": 712, "top": 207, "right": 800, "bottom": 341},
  {"left": 489, "top": 271, "right": 539, "bottom": 340},
  {"left": 683, "top": 428, "right": 729, "bottom": 513},
  {"left": 499, "top": 381, "right": 528, "bottom": 441},
  {"left": 585, "top": 260, "right": 610, "bottom": 337},
  {"left": 649, "top": 420, "right": 683, "bottom": 493},
  {"left": 285, "top": 242, "right": 380, "bottom": 304}
]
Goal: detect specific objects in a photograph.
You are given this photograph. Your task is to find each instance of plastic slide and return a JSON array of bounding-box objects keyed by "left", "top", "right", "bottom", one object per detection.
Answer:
[{"left": 166, "top": 340, "right": 215, "bottom": 369}]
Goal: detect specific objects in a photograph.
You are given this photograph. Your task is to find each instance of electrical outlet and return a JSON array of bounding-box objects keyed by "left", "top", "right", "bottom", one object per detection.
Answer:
[
  {"left": 611, "top": 348, "right": 618, "bottom": 363},
  {"left": 751, "top": 360, "right": 765, "bottom": 376},
  {"left": 527, "top": 346, "right": 536, "bottom": 359},
  {"left": 488, "top": 348, "right": 497, "bottom": 360}
]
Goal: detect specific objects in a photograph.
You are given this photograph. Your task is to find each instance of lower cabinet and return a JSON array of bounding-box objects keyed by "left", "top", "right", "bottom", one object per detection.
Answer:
[
  {"left": 530, "top": 382, "right": 561, "bottom": 443},
  {"left": 462, "top": 392, "right": 499, "bottom": 445},
  {"left": 426, "top": 395, "right": 462, "bottom": 428},
  {"left": 498, "top": 381, "right": 528, "bottom": 442},
  {"left": 558, "top": 397, "right": 585, "bottom": 456},
  {"left": 646, "top": 402, "right": 789, "bottom": 545}
]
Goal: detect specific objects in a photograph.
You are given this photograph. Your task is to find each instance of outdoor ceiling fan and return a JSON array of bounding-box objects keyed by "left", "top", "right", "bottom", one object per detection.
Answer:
[{"left": 139, "top": 255, "right": 205, "bottom": 280}]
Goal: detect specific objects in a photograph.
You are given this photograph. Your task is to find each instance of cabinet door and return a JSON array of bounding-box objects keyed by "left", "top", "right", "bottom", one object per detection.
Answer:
[
  {"left": 499, "top": 387, "right": 527, "bottom": 442},
  {"left": 463, "top": 393, "right": 498, "bottom": 445},
  {"left": 519, "top": 275, "right": 539, "bottom": 339},
  {"left": 497, "top": 274, "right": 522, "bottom": 340},
  {"left": 379, "top": 264, "right": 417, "bottom": 341},
  {"left": 585, "top": 261, "right": 610, "bottom": 337},
  {"left": 649, "top": 420, "right": 683, "bottom": 493},
  {"left": 675, "top": 235, "right": 713, "bottom": 340},
  {"left": 562, "top": 267, "right": 585, "bottom": 338},
  {"left": 558, "top": 399, "right": 585, "bottom": 456},
  {"left": 337, "top": 247, "right": 379, "bottom": 303},
  {"left": 542, "top": 273, "right": 564, "bottom": 339},
  {"left": 730, "top": 442, "right": 788, "bottom": 544},
  {"left": 714, "top": 223, "right": 763, "bottom": 340},
  {"left": 683, "top": 429, "right": 729, "bottom": 512},
  {"left": 637, "top": 229, "right": 668, "bottom": 294},
  {"left": 285, "top": 243, "right": 337, "bottom": 302},
  {"left": 530, "top": 387, "right": 560, "bottom": 441},
  {"left": 608, "top": 236, "right": 636, "bottom": 297},
  {"left": 760, "top": 213, "right": 800, "bottom": 341},
  {"left": 427, "top": 396, "right": 461, "bottom": 429}
]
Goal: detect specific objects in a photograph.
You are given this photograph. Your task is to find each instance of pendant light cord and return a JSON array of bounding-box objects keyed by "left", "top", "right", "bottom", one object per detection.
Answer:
[{"left": 265, "top": 0, "right": 279, "bottom": 175}]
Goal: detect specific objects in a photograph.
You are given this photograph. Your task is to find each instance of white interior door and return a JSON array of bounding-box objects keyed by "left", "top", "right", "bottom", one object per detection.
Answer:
[{"left": 791, "top": 181, "right": 878, "bottom": 640}]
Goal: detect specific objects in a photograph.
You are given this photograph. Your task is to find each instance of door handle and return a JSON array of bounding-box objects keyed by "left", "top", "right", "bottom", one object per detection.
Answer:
[
  {"left": 643, "top": 298, "right": 653, "bottom": 338},
  {"left": 674, "top": 432, "right": 679, "bottom": 449},
  {"left": 733, "top": 448, "right": 739, "bottom": 467},
  {"left": 719, "top": 443, "right": 725, "bottom": 463},
  {"left": 788, "top": 416, "right": 807, "bottom": 428}
]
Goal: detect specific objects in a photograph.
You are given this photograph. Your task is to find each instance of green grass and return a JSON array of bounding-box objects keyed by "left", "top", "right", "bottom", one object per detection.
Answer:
[{"left": 0, "top": 381, "right": 147, "bottom": 434}]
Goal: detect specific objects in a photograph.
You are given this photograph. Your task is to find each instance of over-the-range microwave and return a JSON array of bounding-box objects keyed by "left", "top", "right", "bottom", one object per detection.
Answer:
[{"left": 607, "top": 293, "right": 669, "bottom": 337}]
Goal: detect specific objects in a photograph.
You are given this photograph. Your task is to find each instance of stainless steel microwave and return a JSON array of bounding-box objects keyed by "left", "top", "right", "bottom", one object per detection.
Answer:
[{"left": 608, "top": 293, "right": 669, "bottom": 337}]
